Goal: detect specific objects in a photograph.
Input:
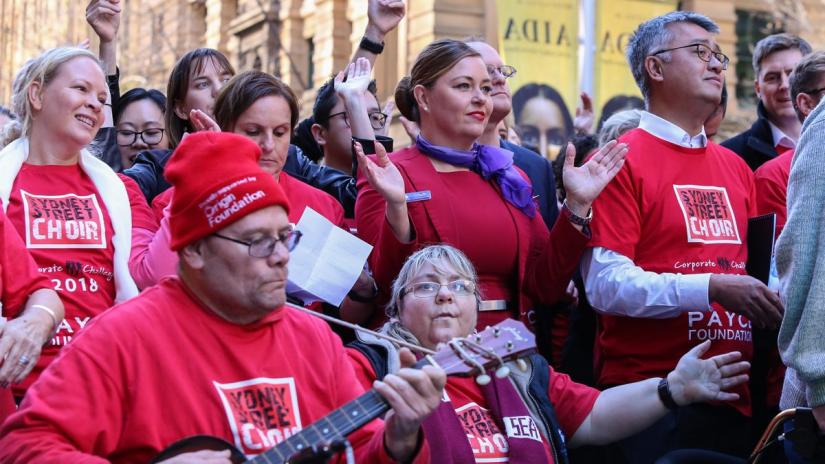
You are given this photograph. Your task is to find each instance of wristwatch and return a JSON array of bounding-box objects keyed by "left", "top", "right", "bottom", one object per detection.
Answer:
[
  {"left": 359, "top": 35, "right": 385, "bottom": 55},
  {"left": 658, "top": 378, "right": 679, "bottom": 410},
  {"left": 562, "top": 199, "right": 593, "bottom": 226}
]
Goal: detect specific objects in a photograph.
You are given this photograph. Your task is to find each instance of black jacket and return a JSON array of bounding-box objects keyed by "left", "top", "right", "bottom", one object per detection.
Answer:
[
  {"left": 721, "top": 101, "right": 781, "bottom": 171},
  {"left": 122, "top": 144, "right": 359, "bottom": 216},
  {"left": 503, "top": 139, "right": 560, "bottom": 228}
]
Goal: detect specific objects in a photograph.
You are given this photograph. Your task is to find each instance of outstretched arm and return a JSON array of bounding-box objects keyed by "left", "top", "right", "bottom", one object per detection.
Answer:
[{"left": 569, "top": 341, "right": 749, "bottom": 447}]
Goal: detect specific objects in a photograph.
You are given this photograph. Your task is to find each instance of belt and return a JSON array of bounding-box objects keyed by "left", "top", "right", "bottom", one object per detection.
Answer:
[{"left": 479, "top": 299, "right": 509, "bottom": 311}]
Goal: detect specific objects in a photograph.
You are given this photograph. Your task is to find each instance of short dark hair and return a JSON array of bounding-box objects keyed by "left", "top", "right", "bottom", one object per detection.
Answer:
[
  {"left": 114, "top": 88, "right": 166, "bottom": 124},
  {"left": 597, "top": 95, "right": 645, "bottom": 131},
  {"left": 214, "top": 70, "right": 299, "bottom": 132},
  {"left": 312, "top": 76, "right": 378, "bottom": 128},
  {"left": 790, "top": 51, "right": 825, "bottom": 121},
  {"left": 165, "top": 48, "right": 235, "bottom": 148},
  {"left": 753, "top": 33, "right": 812, "bottom": 76},
  {"left": 292, "top": 116, "right": 324, "bottom": 162}
]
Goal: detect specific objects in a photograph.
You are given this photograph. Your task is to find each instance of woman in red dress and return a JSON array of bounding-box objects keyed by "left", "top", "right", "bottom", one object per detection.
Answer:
[{"left": 355, "top": 39, "right": 627, "bottom": 330}]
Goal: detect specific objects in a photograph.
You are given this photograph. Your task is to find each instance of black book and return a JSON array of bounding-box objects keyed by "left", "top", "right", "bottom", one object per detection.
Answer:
[{"left": 747, "top": 213, "right": 777, "bottom": 285}]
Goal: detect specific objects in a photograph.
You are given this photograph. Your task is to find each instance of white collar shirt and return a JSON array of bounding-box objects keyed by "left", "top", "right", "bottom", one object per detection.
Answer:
[
  {"left": 768, "top": 121, "right": 796, "bottom": 150},
  {"left": 638, "top": 111, "right": 708, "bottom": 148}
]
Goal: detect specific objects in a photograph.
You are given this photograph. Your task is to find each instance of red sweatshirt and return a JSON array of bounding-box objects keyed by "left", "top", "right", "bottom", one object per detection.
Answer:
[
  {"left": 0, "top": 278, "right": 425, "bottom": 463},
  {"left": 0, "top": 207, "right": 51, "bottom": 422}
]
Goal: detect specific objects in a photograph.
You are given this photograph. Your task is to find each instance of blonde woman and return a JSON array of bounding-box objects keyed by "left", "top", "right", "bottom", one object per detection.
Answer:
[{"left": 0, "top": 47, "right": 139, "bottom": 397}]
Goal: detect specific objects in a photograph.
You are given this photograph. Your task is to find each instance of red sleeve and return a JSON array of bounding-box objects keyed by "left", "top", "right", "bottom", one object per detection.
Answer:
[
  {"left": 346, "top": 347, "right": 380, "bottom": 391},
  {"left": 327, "top": 330, "right": 428, "bottom": 463},
  {"left": 1, "top": 211, "right": 50, "bottom": 317},
  {"left": 355, "top": 164, "right": 419, "bottom": 295},
  {"left": 524, "top": 213, "right": 589, "bottom": 305},
  {"left": 0, "top": 328, "right": 125, "bottom": 463},
  {"left": 119, "top": 174, "right": 158, "bottom": 231},
  {"left": 151, "top": 189, "right": 173, "bottom": 224},
  {"left": 547, "top": 367, "right": 600, "bottom": 438},
  {"left": 589, "top": 160, "right": 641, "bottom": 259},
  {"left": 754, "top": 166, "right": 786, "bottom": 237}
]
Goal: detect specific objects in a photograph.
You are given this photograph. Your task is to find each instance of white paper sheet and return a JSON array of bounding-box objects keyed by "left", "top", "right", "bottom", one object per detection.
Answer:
[{"left": 287, "top": 207, "right": 372, "bottom": 306}]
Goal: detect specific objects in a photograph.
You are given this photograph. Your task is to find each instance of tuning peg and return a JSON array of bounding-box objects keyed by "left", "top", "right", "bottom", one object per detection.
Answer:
[
  {"left": 493, "top": 328, "right": 501, "bottom": 338},
  {"left": 516, "top": 359, "right": 528, "bottom": 372},
  {"left": 495, "top": 366, "right": 510, "bottom": 378},
  {"left": 476, "top": 374, "right": 491, "bottom": 385}
]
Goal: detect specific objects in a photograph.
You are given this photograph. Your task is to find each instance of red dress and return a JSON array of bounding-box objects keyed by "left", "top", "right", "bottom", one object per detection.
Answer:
[{"left": 355, "top": 146, "right": 588, "bottom": 330}]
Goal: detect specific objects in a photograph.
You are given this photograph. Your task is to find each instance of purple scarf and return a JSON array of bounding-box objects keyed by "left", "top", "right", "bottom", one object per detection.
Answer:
[
  {"left": 415, "top": 135, "right": 536, "bottom": 218},
  {"left": 422, "top": 374, "right": 551, "bottom": 464}
]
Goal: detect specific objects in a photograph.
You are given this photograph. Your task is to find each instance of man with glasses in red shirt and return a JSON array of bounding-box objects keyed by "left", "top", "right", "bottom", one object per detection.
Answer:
[{"left": 583, "top": 12, "right": 783, "bottom": 462}]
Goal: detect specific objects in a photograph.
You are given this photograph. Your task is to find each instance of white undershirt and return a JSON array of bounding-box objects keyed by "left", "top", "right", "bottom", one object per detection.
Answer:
[{"left": 583, "top": 111, "right": 712, "bottom": 318}]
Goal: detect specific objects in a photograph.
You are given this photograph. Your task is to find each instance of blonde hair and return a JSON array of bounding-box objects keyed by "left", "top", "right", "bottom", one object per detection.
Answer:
[
  {"left": 386, "top": 244, "right": 481, "bottom": 318},
  {"left": 1, "top": 47, "right": 103, "bottom": 148}
]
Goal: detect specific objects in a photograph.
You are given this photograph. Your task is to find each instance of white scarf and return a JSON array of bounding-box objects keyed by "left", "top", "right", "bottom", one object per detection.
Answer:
[{"left": 0, "top": 138, "right": 138, "bottom": 303}]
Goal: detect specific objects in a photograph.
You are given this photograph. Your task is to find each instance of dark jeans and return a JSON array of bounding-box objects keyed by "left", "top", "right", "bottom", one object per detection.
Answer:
[{"left": 613, "top": 404, "right": 752, "bottom": 464}]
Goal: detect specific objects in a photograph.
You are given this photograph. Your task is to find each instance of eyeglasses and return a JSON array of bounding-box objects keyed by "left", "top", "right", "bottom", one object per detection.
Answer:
[
  {"left": 116, "top": 128, "right": 165, "bottom": 147},
  {"left": 328, "top": 111, "right": 388, "bottom": 130},
  {"left": 211, "top": 229, "right": 303, "bottom": 258},
  {"left": 486, "top": 65, "right": 517, "bottom": 79},
  {"left": 401, "top": 280, "right": 476, "bottom": 298},
  {"left": 650, "top": 43, "right": 729, "bottom": 70}
]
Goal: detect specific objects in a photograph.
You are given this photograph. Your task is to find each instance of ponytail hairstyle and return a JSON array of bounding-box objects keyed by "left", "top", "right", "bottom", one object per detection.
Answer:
[
  {"left": 2, "top": 47, "right": 102, "bottom": 148},
  {"left": 394, "top": 39, "right": 481, "bottom": 123}
]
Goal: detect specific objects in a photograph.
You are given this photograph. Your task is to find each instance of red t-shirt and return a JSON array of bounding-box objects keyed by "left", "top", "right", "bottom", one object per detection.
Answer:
[
  {"left": 347, "top": 348, "right": 599, "bottom": 463},
  {"left": 0, "top": 207, "right": 51, "bottom": 422},
  {"left": 0, "top": 278, "right": 413, "bottom": 463},
  {"left": 6, "top": 163, "right": 119, "bottom": 393},
  {"left": 754, "top": 149, "right": 793, "bottom": 239},
  {"left": 279, "top": 172, "right": 346, "bottom": 228},
  {"left": 590, "top": 128, "right": 756, "bottom": 416}
]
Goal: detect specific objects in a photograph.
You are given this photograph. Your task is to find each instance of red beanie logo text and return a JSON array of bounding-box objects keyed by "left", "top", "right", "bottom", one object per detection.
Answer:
[{"left": 199, "top": 176, "right": 267, "bottom": 228}]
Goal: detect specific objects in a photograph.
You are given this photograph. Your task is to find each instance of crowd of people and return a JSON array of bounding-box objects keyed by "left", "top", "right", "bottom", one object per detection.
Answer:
[{"left": 0, "top": 0, "right": 823, "bottom": 462}]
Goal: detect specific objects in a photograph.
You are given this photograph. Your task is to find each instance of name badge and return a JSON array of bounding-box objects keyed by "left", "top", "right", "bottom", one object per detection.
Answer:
[{"left": 405, "top": 190, "right": 432, "bottom": 203}]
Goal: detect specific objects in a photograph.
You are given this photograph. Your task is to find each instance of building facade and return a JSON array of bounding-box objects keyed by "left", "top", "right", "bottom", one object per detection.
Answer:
[{"left": 0, "top": 0, "right": 823, "bottom": 140}]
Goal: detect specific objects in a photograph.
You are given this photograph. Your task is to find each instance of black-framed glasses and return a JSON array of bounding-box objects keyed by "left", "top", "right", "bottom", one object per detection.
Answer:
[
  {"left": 401, "top": 280, "right": 476, "bottom": 298},
  {"left": 486, "top": 64, "right": 517, "bottom": 79},
  {"left": 211, "top": 230, "right": 303, "bottom": 258},
  {"left": 650, "top": 43, "right": 729, "bottom": 70},
  {"left": 116, "top": 128, "right": 165, "bottom": 147},
  {"left": 328, "top": 111, "right": 388, "bottom": 130}
]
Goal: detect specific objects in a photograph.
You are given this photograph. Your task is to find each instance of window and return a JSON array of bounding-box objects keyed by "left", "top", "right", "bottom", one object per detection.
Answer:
[
  {"left": 306, "top": 38, "right": 315, "bottom": 90},
  {"left": 734, "top": 9, "right": 784, "bottom": 107}
]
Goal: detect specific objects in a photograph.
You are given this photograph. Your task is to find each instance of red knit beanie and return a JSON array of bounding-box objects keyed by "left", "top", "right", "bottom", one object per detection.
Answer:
[{"left": 165, "top": 132, "right": 290, "bottom": 251}]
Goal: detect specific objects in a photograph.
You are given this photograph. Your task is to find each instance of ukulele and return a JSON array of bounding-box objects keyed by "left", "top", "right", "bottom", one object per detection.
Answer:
[{"left": 151, "top": 319, "right": 536, "bottom": 464}]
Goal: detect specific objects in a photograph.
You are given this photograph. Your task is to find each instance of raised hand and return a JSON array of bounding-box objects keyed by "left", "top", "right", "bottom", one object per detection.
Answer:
[
  {"left": 574, "top": 91, "right": 595, "bottom": 135},
  {"left": 86, "top": 0, "right": 121, "bottom": 43},
  {"left": 376, "top": 99, "right": 395, "bottom": 137},
  {"left": 367, "top": 0, "right": 406, "bottom": 38},
  {"left": 189, "top": 109, "right": 221, "bottom": 133},
  {"left": 399, "top": 116, "right": 420, "bottom": 144},
  {"left": 335, "top": 58, "right": 372, "bottom": 101},
  {"left": 666, "top": 341, "right": 750, "bottom": 406},
  {"left": 356, "top": 140, "right": 405, "bottom": 206},
  {"left": 562, "top": 140, "right": 627, "bottom": 215}
]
